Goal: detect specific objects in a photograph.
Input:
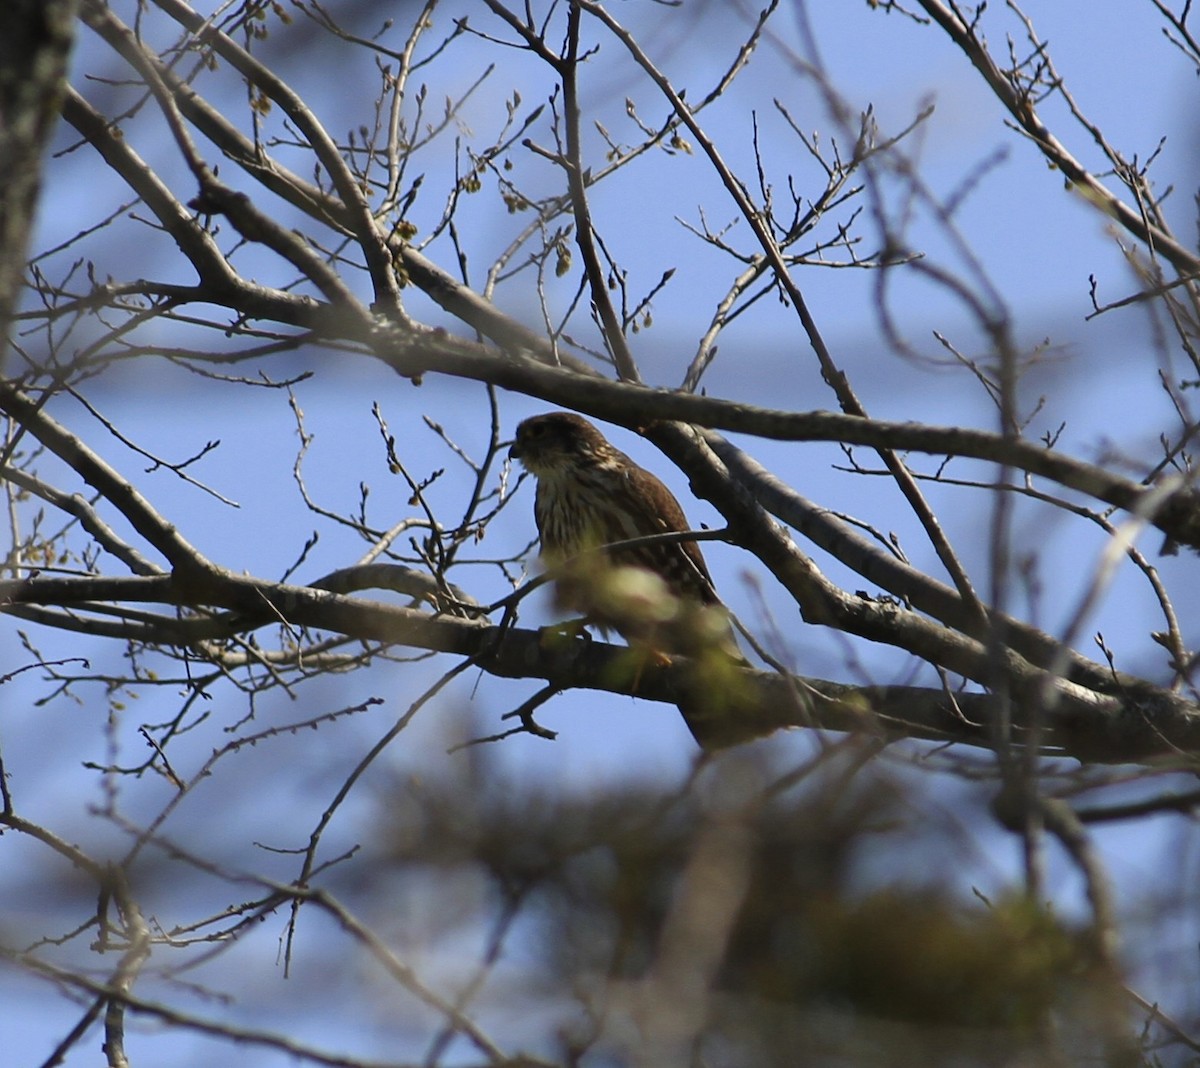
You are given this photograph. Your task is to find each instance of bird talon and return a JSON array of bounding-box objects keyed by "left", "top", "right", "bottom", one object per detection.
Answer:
[
  {"left": 626, "top": 645, "right": 673, "bottom": 692},
  {"left": 538, "top": 618, "right": 590, "bottom": 649}
]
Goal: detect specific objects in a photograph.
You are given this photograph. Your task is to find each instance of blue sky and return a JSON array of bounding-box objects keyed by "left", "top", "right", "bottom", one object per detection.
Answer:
[{"left": 4, "top": 1, "right": 1198, "bottom": 1062}]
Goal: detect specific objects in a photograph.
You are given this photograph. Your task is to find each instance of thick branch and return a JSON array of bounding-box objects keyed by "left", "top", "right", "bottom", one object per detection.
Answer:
[
  {"left": 701, "top": 431, "right": 1130, "bottom": 695},
  {"left": 367, "top": 329, "right": 1200, "bottom": 551},
  {"left": 60, "top": 87, "right": 238, "bottom": 292},
  {"left": 144, "top": 0, "right": 406, "bottom": 318},
  {"left": 0, "top": 383, "right": 211, "bottom": 572},
  {"left": 2, "top": 570, "right": 1195, "bottom": 763}
]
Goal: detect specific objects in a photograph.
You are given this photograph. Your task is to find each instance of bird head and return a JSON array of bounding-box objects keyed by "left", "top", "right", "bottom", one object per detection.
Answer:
[{"left": 508, "top": 412, "right": 614, "bottom": 477}]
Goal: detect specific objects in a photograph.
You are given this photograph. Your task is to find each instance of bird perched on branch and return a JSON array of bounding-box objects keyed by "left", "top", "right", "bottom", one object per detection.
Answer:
[{"left": 509, "top": 411, "right": 749, "bottom": 746}]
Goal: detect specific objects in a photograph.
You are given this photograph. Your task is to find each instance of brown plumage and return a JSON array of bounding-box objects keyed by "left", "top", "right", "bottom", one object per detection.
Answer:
[{"left": 509, "top": 412, "right": 748, "bottom": 745}]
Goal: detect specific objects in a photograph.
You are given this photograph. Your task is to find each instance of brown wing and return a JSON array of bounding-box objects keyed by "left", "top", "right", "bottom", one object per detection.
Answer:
[
  {"left": 526, "top": 436, "right": 718, "bottom": 606},
  {"left": 605, "top": 457, "right": 718, "bottom": 606}
]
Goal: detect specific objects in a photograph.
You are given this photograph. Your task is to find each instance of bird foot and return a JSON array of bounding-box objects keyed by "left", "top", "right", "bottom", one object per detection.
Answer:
[
  {"left": 626, "top": 645, "right": 673, "bottom": 693},
  {"left": 537, "top": 618, "right": 592, "bottom": 650}
]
